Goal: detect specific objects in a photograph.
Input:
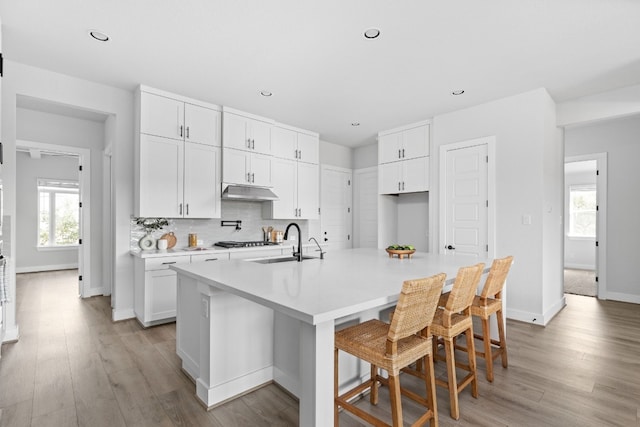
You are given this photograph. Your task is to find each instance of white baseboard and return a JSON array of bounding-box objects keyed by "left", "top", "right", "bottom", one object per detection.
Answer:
[
  {"left": 84, "top": 287, "right": 106, "bottom": 298},
  {"left": 16, "top": 263, "right": 78, "bottom": 273},
  {"left": 542, "top": 296, "right": 566, "bottom": 325},
  {"left": 507, "top": 296, "right": 567, "bottom": 326},
  {"left": 2, "top": 324, "right": 20, "bottom": 343},
  {"left": 605, "top": 291, "right": 640, "bottom": 304},
  {"left": 112, "top": 308, "right": 135, "bottom": 322},
  {"left": 564, "top": 263, "right": 595, "bottom": 270}
]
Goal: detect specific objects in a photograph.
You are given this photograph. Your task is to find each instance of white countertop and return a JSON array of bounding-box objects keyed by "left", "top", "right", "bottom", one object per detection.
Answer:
[
  {"left": 130, "top": 242, "right": 320, "bottom": 258},
  {"left": 171, "top": 248, "right": 489, "bottom": 325}
]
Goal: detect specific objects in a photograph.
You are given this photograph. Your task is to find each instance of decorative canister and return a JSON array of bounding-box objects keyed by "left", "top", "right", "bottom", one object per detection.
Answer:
[{"left": 188, "top": 233, "right": 198, "bottom": 247}]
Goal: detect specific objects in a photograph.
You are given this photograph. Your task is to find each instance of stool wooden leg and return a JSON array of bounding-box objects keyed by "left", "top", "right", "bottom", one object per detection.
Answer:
[
  {"left": 481, "top": 316, "right": 494, "bottom": 382},
  {"left": 388, "top": 374, "right": 403, "bottom": 427},
  {"left": 465, "top": 328, "right": 478, "bottom": 398},
  {"left": 443, "top": 337, "right": 459, "bottom": 420},
  {"left": 334, "top": 348, "right": 339, "bottom": 427},
  {"left": 496, "top": 309, "right": 508, "bottom": 368},
  {"left": 424, "top": 353, "right": 438, "bottom": 427},
  {"left": 370, "top": 364, "right": 379, "bottom": 405}
]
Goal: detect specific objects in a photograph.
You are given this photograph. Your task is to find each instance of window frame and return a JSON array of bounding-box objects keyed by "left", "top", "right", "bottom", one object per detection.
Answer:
[
  {"left": 567, "top": 183, "right": 597, "bottom": 240},
  {"left": 37, "top": 178, "right": 80, "bottom": 249}
]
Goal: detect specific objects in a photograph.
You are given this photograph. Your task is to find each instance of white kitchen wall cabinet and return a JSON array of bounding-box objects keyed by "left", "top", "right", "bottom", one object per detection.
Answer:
[
  {"left": 140, "top": 88, "right": 221, "bottom": 146},
  {"left": 378, "top": 122, "right": 429, "bottom": 164},
  {"left": 135, "top": 86, "right": 222, "bottom": 218},
  {"left": 222, "top": 148, "right": 272, "bottom": 187},
  {"left": 222, "top": 107, "right": 273, "bottom": 155},
  {"left": 271, "top": 125, "right": 320, "bottom": 164},
  {"left": 264, "top": 124, "right": 320, "bottom": 219},
  {"left": 378, "top": 120, "right": 431, "bottom": 194}
]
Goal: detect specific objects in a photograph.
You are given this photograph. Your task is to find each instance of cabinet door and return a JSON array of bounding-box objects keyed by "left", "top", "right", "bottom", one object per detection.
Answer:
[
  {"left": 378, "top": 132, "right": 402, "bottom": 164},
  {"left": 402, "top": 125, "right": 429, "bottom": 159},
  {"left": 297, "top": 133, "right": 319, "bottom": 164},
  {"left": 270, "top": 157, "right": 297, "bottom": 218},
  {"left": 139, "top": 134, "right": 184, "bottom": 217},
  {"left": 184, "top": 143, "right": 220, "bottom": 218},
  {"left": 271, "top": 126, "right": 297, "bottom": 160},
  {"left": 297, "top": 162, "right": 319, "bottom": 219},
  {"left": 140, "top": 92, "right": 184, "bottom": 140},
  {"left": 250, "top": 153, "right": 272, "bottom": 187},
  {"left": 185, "top": 103, "right": 221, "bottom": 146},
  {"left": 249, "top": 119, "right": 272, "bottom": 155},
  {"left": 222, "top": 148, "right": 250, "bottom": 185},
  {"left": 378, "top": 161, "right": 402, "bottom": 195},
  {"left": 146, "top": 270, "right": 177, "bottom": 321},
  {"left": 223, "top": 113, "right": 250, "bottom": 151},
  {"left": 402, "top": 157, "right": 430, "bottom": 193}
]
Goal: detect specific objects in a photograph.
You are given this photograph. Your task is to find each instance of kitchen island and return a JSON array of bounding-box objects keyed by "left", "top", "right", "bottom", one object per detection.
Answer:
[{"left": 171, "top": 248, "right": 490, "bottom": 426}]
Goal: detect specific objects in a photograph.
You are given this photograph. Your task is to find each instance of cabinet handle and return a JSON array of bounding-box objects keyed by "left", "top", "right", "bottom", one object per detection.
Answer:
[
  {"left": 398, "top": 149, "right": 401, "bottom": 159},
  {"left": 398, "top": 182, "right": 401, "bottom": 191},
  {"left": 186, "top": 126, "right": 190, "bottom": 139},
  {"left": 186, "top": 204, "right": 189, "bottom": 215},
  {"left": 162, "top": 261, "right": 177, "bottom": 265},
  {"left": 247, "top": 138, "right": 252, "bottom": 149},
  {"left": 179, "top": 203, "right": 183, "bottom": 215},
  {"left": 298, "top": 150, "right": 302, "bottom": 160},
  {"left": 294, "top": 149, "right": 298, "bottom": 159},
  {"left": 402, "top": 148, "right": 405, "bottom": 158},
  {"left": 180, "top": 125, "right": 184, "bottom": 138},
  {"left": 251, "top": 173, "right": 255, "bottom": 183},
  {"left": 298, "top": 208, "right": 302, "bottom": 217},
  {"left": 402, "top": 182, "right": 405, "bottom": 191},
  {"left": 252, "top": 139, "right": 256, "bottom": 150},
  {"left": 204, "top": 258, "right": 218, "bottom": 262},
  {"left": 247, "top": 172, "right": 251, "bottom": 183}
]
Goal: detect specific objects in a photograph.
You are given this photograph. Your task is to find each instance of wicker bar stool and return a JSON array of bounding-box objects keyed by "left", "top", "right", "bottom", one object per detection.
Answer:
[
  {"left": 334, "top": 273, "right": 446, "bottom": 427},
  {"left": 429, "top": 263, "right": 484, "bottom": 420},
  {"left": 445, "top": 256, "right": 513, "bottom": 382}
]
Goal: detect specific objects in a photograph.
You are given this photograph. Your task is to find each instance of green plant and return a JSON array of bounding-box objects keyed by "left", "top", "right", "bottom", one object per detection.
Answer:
[{"left": 134, "top": 217, "right": 169, "bottom": 234}]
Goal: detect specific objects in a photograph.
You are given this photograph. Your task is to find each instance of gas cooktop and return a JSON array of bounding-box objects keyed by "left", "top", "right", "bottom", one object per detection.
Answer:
[{"left": 214, "top": 241, "right": 279, "bottom": 248}]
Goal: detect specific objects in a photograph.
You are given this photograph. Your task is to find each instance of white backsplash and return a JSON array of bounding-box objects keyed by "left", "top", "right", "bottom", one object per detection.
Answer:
[{"left": 131, "top": 200, "right": 315, "bottom": 250}]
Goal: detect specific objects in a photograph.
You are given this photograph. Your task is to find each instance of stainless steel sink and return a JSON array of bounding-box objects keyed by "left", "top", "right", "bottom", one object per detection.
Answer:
[{"left": 249, "top": 255, "right": 317, "bottom": 264}]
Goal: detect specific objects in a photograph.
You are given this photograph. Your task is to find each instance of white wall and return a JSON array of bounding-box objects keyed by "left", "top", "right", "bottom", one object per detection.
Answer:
[
  {"left": 2, "top": 61, "right": 134, "bottom": 335},
  {"left": 15, "top": 151, "right": 79, "bottom": 271},
  {"left": 353, "top": 143, "right": 377, "bottom": 169},
  {"left": 432, "top": 88, "right": 564, "bottom": 325},
  {"left": 320, "top": 140, "right": 352, "bottom": 169},
  {"left": 564, "top": 168, "right": 596, "bottom": 270},
  {"left": 565, "top": 115, "right": 640, "bottom": 303}
]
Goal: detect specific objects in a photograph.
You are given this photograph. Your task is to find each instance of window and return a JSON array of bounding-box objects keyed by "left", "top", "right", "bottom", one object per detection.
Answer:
[
  {"left": 568, "top": 184, "right": 596, "bottom": 238},
  {"left": 38, "top": 179, "right": 79, "bottom": 247}
]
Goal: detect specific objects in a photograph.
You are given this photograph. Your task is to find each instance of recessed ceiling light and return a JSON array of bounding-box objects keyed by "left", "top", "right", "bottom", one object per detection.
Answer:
[
  {"left": 351, "top": 122, "right": 360, "bottom": 127},
  {"left": 451, "top": 89, "right": 465, "bottom": 96},
  {"left": 363, "top": 28, "right": 381, "bottom": 39},
  {"left": 260, "top": 91, "right": 273, "bottom": 97},
  {"left": 88, "top": 30, "right": 109, "bottom": 42}
]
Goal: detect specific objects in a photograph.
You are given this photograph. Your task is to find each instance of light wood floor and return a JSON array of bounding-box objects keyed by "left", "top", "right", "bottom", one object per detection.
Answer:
[{"left": 1, "top": 270, "right": 639, "bottom": 426}]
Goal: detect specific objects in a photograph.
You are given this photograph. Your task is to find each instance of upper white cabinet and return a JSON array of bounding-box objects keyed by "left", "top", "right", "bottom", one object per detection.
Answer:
[
  {"left": 378, "top": 123, "right": 429, "bottom": 164},
  {"left": 264, "top": 124, "right": 320, "bottom": 219},
  {"left": 135, "top": 86, "right": 222, "bottom": 218},
  {"left": 222, "top": 148, "right": 272, "bottom": 187},
  {"left": 140, "top": 88, "right": 221, "bottom": 146},
  {"left": 222, "top": 107, "right": 273, "bottom": 155},
  {"left": 271, "top": 125, "right": 320, "bottom": 164},
  {"left": 378, "top": 121, "right": 430, "bottom": 194}
]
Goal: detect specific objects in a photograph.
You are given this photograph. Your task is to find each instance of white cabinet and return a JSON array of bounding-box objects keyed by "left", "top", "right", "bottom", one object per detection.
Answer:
[
  {"left": 138, "top": 135, "right": 220, "bottom": 218},
  {"left": 222, "top": 108, "right": 273, "bottom": 155},
  {"left": 378, "top": 123, "right": 429, "bottom": 164},
  {"left": 379, "top": 157, "right": 430, "bottom": 194},
  {"left": 134, "top": 255, "right": 191, "bottom": 327},
  {"left": 271, "top": 126, "right": 320, "bottom": 164},
  {"left": 264, "top": 158, "right": 319, "bottom": 219},
  {"left": 266, "top": 125, "right": 320, "bottom": 219},
  {"left": 135, "top": 86, "right": 222, "bottom": 218},
  {"left": 222, "top": 148, "right": 272, "bottom": 187},
  {"left": 378, "top": 121, "right": 430, "bottom": 195},
  {"left": 140, "top": 89, "right": 221, "bottom": 146}
]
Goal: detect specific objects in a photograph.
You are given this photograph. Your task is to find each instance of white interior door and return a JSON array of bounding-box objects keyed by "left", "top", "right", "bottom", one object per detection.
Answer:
[
  {"left": 441, "top": 142, "right": 489, "bottom": 257},
  {"left": 353, "top": 167, "right": 378, "bottom": 248},
  {"left": 321, "top": 166, "right": 352, "bottom": 250}
]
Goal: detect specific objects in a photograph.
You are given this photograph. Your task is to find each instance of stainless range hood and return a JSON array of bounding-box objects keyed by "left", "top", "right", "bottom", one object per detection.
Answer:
[{"left": 221, "top": 184, "right": 278, "bottom": 202}]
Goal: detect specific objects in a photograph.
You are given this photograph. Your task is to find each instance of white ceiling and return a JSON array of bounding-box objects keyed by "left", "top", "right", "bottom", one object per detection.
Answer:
[{"left": 2, "top": 0, "right": 640, "bottom": 147}]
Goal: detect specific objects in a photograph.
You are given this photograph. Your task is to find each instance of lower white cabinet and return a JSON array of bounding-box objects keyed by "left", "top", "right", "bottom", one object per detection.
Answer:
[
  {"left": 379, "top": 156, "right": 429, "bottom": 194},
  {"left": 134, "top": 255, "right": 190, "bottom": 327}
]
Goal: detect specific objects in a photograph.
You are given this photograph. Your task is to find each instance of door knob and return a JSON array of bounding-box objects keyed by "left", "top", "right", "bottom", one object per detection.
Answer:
[
  {"left": 324, "top": 238, "right": 328, "bottom": 242},
  {"left": 446, "top": 245, "right": 455, "bottom": 250}
]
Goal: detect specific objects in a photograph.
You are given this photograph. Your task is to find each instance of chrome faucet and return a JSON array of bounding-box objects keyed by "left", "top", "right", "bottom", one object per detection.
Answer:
[
  {"left": 309, "top": 237, "right": 325, "bottom": 260},
  {"left": 284, "top": 222, "right": 302, "bottom": 262}
]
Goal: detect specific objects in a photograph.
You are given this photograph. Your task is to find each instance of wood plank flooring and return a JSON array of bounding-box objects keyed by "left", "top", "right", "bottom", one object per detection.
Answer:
[{"left": 1, "top": 270, "right": 639, "bottom": 426}]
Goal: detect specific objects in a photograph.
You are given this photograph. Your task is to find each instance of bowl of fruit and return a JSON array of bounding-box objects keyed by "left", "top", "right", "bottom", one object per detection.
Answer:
[{"left": 385, "top": 244, "right": 416, "bottom": 259}]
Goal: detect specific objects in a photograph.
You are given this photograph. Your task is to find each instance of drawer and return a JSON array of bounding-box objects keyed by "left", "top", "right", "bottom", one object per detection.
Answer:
[
  {"left": 191, "top": 253, "right": 227, "bottom": 263},
  {"left": 144, "top": 255, "right": 191, "bottom": 271}
]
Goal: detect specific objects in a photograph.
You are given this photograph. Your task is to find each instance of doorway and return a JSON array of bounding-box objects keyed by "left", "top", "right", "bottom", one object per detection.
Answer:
[
  {"left": 320, "top": 165, "right": 353, "bottom": 250},
  {"left": 15, "top": 140, "right": 91, "bottom": 297},
  {"left": 564, "top": 154, "right": 607, "bottom": 298}
]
